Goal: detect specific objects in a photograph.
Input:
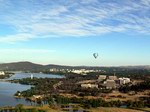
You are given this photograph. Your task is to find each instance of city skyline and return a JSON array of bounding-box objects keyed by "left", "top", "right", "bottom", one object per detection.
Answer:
[{"left": 0, "top": 0, "right": 150, "bottom": 66}]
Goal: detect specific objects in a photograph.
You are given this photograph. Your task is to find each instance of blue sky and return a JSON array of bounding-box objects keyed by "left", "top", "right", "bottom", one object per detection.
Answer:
[{"left": 0, "top": 0, "right": 150, "bottom": 66}]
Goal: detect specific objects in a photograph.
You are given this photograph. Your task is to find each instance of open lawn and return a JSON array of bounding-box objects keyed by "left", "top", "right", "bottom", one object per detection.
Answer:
[
  {"left": 1, "top": 105, "right": 149, "bottom": 112},
  {"left": 89, "top": 107, "right": 144, "bottom": 112},
  {"left": 23, "top": 106, "right": 146, "bottom": 112},
  {"left": 23, "top": 105, "right": 60, "bottom": 112}
]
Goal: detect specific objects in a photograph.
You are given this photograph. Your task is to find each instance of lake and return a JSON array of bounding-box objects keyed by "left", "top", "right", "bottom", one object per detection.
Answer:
[{"left": 0, "top": 73, "right": 64, "bottom": 107}]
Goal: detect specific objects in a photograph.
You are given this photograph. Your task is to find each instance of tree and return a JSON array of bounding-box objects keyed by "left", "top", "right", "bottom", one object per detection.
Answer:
[{"left": 15, "top": 104, "right": 25, "bottom": 112}]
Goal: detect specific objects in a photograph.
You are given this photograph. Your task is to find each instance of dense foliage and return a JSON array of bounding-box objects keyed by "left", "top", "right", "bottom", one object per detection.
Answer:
[
  {"left": 0, "top": 104, "right": 46, "bottom": 112},
  {"left": 45, "top": 95, "right": 149, "bottom": 109},
  {"left": 119, "top": 80, "right": 150, "bottom": 93},
  {"left": 13, "top": 78, "right": 60, "bottom": 97}
]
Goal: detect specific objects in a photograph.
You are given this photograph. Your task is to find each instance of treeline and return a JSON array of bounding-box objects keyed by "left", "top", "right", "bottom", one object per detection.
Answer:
[
  {"left": 108, "top": 69, "right": 150, "bottom": 80},
  {"left": 0, "top": 71, "right": 14, "bottom": 79},
  {"left": 0, "top": 104, "right": 45, "bottom": 112},
  {"left": 84, "top": 69, "right": 150, "bottom": 81},
  {"left": 126, "top": 100, "right": 145, "bottom": 108},
  {"left": 0, "top": 74, "right": 10, "bottom": 79},
  {"left": 14, "top": 78, "right": 60, "bottom": 97},
  {"left": 42, "top": 68, "right": 150, "bottom": 81},
  {"left": 119, "top": 80, "right": 150, "bottom": 93},
  {"left": 44, "top": 95, "right": 149, "bottom": 109},
  {"left": 12, "top": 77, "right": 59, "bottom": 86}
]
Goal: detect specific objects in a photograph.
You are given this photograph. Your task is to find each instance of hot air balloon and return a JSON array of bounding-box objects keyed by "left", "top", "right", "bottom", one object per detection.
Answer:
[{"left": 93, "top": 53, "right": 98, "bottom": 59}]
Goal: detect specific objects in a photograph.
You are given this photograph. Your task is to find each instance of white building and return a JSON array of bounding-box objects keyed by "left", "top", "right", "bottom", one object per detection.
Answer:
[
  {"left": 81, "top": 84, "right": 98, "bottom": 89},
  {"left": 72, "top": 69, "right": 94, "bottom": 75},
  {"left": 49, "top": 68, "right": 57, "bottom": 72},
  {"left": 31, "top": 74, "right": 33, "bottom": 79},
  {"left": 104, "top": 80, "right": 116, "bottom": 89},
  {"left": 119, "top": 77, "right": 130, "bottom": 85},
  {"left": 98, "top": 75, "right": 107, "bottom": 81},
  {"left": 108, "top": 76, "right": 117, "bottom": 80},
  {"left": 33, "top": 95, "right": 42, "bottom": 99},
  {"left": 0, "top": 71, "right": 5, "bottom": 75}
]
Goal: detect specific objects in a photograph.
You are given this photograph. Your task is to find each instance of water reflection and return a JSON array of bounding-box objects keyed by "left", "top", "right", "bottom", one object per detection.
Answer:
[
  {"left": 7, "top": 72, "right": 64, "bottom": 80},
  {"left": 0, "top": 73, "right": 64, "bottom": 107}
]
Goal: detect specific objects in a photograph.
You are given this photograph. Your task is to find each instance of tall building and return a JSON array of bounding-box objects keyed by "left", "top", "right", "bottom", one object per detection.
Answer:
[{"left": 31, "top": 74, "right": 33, "bottom": 79}]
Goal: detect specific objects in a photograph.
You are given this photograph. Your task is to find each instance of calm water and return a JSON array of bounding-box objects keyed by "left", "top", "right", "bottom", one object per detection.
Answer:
[
  {"left": 0, "top": 73, "right": 64, "bottom": 107},
  {"left": 7, "top": 72, "right": 64, "bottom": 80}
]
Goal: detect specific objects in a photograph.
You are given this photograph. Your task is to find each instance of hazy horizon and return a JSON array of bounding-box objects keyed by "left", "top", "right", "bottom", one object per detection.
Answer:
[{"left": 0, "top": 61, "right": 150, "bottom": 67}]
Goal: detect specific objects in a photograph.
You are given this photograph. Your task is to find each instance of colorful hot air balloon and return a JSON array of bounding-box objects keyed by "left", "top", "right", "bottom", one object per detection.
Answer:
[{"left": 93, "top": 53, "right": 98, "bottom": 59}]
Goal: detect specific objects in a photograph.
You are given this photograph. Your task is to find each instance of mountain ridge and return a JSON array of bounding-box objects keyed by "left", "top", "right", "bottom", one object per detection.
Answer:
[{"left": 0, "top": 61, "right": 150, "bottom": 71}]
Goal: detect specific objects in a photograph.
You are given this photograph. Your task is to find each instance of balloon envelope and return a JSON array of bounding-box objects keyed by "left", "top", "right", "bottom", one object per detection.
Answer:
[{"left": 93, "top": 53, "right": 98, "bottom": 59}]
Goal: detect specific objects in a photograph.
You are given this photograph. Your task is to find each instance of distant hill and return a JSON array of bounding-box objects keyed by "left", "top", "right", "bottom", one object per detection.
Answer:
[
  {"left": 0, "top": 61, "right": 44, "bottom": 71},
  {"left": 0, "top": 61, "right": 150, "bottom": 72},
  {"left": 0, "top": 61, "right": 88, "bottom": 71}
]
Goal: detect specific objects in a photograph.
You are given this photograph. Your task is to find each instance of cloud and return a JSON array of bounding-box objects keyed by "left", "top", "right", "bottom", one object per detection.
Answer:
[
  {"left": 0, "top": 34, "right": 34, "bottom": 43},
  {"left": 0, "top": 48, "right": 55, "bottom": 53},
  {"left": 0, "top": 0, "right": 150, "bottom": 43},
  {"left": 141, "top": 0, "right": 150, "bottom": 6}
]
